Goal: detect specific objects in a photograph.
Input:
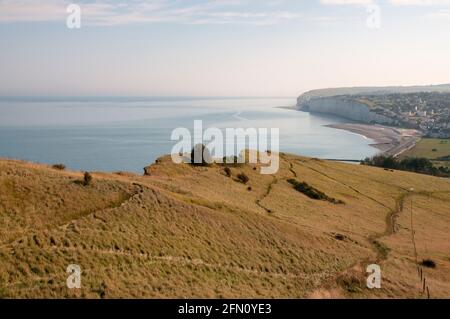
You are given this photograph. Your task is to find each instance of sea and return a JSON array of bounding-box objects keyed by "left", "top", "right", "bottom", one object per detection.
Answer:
[{"left": 0, "top": 97, "right": 378, "bottom": 173}]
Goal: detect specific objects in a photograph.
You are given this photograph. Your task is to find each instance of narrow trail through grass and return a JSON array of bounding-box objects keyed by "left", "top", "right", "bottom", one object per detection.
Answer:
[
  {"left": 298, "top": 159, "right": 407, "bottom": 295},
  {"left": 255, "top": 154, "right": 298, "bottom": 214},
  {"left": 299, "top": 159, "right": 447, "bottom": 297},
  {"left": 1, "top": 244, "right": 335, "bottom": 292},
  {"left": 255, "top": 175, "right": 277, "bottom": 214}
]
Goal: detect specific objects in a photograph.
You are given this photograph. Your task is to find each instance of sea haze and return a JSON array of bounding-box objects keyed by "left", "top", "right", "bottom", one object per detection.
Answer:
[{"left": 0, "top": 97, "right": 378, "bottom": 173}]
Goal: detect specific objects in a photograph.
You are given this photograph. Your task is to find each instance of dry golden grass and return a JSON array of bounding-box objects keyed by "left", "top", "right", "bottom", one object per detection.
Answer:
[{"left": 0, "top": 153, "right": 449, "bottom": 298}]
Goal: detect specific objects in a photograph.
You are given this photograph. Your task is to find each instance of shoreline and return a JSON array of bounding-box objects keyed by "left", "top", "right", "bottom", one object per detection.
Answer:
[{"left": 325, "top": 123, "right": 422, "bottom": 157}]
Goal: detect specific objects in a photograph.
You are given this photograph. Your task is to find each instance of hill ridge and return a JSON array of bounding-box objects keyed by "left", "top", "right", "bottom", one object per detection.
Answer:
[{"left": 0, "top": 154, "right": 449, "bottom": 298}]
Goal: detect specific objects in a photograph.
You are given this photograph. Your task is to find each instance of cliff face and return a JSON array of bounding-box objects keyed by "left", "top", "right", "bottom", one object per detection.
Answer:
[
  {"left": 297, "top": 84, "right": 450, "bottom": 124},
  {"left": 298, "top": 97, "right": 393, "bottom": 124}
]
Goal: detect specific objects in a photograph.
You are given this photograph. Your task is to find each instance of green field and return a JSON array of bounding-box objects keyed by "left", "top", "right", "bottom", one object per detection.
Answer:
[{"left": 402, "top": 138, "right": 450, "bottom": 168}]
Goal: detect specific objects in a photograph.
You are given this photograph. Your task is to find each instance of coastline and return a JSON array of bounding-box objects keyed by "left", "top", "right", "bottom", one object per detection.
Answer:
[{"left": 326, "top": 123, "right": 422, "bottom": 157}]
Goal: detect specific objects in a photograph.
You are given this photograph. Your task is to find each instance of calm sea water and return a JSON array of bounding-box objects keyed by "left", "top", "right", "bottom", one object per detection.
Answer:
[{"left": 0, "top": 97, "right": 378, "bottom": 173}]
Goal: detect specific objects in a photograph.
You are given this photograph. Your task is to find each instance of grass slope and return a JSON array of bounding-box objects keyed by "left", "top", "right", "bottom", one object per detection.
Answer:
[
  {"left": 0, "top": 153, "right": 449, "bottom": 298},
  {"left": 402, "top": 138, "right": 450, "bottom": 168}
]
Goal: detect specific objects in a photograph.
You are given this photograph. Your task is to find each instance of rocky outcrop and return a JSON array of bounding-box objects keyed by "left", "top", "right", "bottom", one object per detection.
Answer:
[{"left": 298, "top": 97, "right": 393, "bottom": 124}]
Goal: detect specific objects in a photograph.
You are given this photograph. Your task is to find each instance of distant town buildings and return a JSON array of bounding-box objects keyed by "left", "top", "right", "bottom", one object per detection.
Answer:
[{"left": 343, "top": 92, "right": 450, "bottom": 138}]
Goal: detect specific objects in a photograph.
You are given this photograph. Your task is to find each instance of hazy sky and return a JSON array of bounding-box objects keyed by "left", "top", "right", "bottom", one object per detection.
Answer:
[{"left": 1, "top": 0, "right": 450, "bottom": 96}]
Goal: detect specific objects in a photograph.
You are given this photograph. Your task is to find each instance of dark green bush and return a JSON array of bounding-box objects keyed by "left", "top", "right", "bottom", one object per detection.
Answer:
[
  {"left": 237, "top": 173, "right": 249, "bottom": 184},
  {"left": 190, "top": 144, "right": 212, "bottom": 166},
  {"left": 221, "top": 155, "right": 243, "bottom": 167},
  {"left": 420, "top": 259, "right": 436, "bottom": 269},
  {"left": 362, "top": 155, "right": 449, "bottom": 178},
  {"left": 52, "top": 164, "right": 66, "bottom": 170},
  {"left": 288, "top": 179, "right": 344, "bottom": 204},
  {"left": 224, "top": 167, "right": 232, "bottom": 177},
  {"left": 83, "top": 172, "right": 93, "bottom": 186}
]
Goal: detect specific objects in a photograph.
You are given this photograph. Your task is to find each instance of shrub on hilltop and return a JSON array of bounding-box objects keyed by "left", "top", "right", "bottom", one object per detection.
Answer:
[
  {"left": 224, "top": 167, "right": 232, "bottom": 177},
  {"left": 237, "top": 173, "right": 249, "bottom": 184},
  {"left": 190, "top": 144, "right": 212, "bottom": 167},
  {"left": 83, "top": 172, "right": 93, "bottom": 186},
  {"left": 52, "top": 164, "right": 66, "bottom": 170}
]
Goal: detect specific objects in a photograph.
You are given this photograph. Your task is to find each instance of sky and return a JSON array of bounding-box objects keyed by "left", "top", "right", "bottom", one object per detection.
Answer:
[{"left": 0, "top": 0, "right": 450, "bottom": 97}]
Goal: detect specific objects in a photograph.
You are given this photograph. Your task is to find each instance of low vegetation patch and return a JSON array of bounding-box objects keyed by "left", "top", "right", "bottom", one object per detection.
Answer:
[
  {"left": 83, "top": 172, "right": 93, "bottom": 186},
  {"left": 287, "top": 179, "right": 344, "bottom": 204},
  {"left": 420, "top": 259, "right": 437, "bottom": 269},
  {"left": 224, "top": 167, "right": 232, "bottom": 177},
  {"left": 362, "top": 155, "right": 449, "bottom": 177},
  {"left": 333, "top": 233, "right": 346, "bottom": 241},
  {"left": 336, "top": 272, "right": 365, "bottom": 293},
  {"left": 190, "top": 144, "right": 212, "bottom": 167},
  {"left": 52, "top": 164, "right": 66, "bottom": 170},
  {"left": 221, "top": 155, "right": 244, "bottom": 167},
  {"left": 237, "top": 173, "right": 249, "bottom": 184},
  {"left": 371, "top": 239, "right": 390, "bottom": 260}
]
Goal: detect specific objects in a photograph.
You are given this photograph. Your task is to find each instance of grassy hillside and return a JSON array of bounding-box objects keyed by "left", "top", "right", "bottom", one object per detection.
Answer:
[
  {"left": 0, "top": 153, "right": 449, "bottom": 298},
  {"left": 402, "top": 138, "right": 450, "bottom": 168}
]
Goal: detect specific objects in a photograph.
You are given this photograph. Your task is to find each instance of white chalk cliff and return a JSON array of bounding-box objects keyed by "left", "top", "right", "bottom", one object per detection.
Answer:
[{"left": 298, "top": 97, "right": 393, "bottom": 124}]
